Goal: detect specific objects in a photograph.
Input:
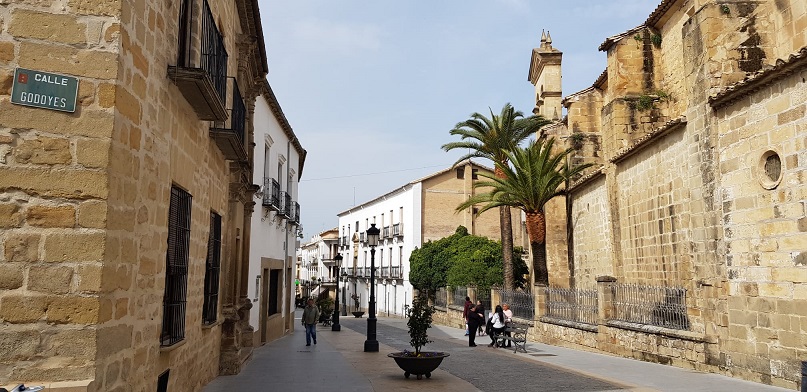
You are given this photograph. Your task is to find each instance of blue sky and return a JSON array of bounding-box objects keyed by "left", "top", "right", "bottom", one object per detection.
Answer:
[{"left": 259, "top": 0, "right": 660, "bottom": 239}]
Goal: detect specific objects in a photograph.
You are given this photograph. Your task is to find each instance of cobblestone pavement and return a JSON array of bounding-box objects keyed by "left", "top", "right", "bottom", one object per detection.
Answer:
[{"left": 339, "top": 316, "right": 625, "bottom": 392}]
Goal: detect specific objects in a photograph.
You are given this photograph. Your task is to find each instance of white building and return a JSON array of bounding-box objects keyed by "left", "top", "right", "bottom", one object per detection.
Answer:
[
  {"left": 296, "top": 228, "right": 339, "bottom": 302},
  {"left": 337, "top": 160, "right": 517, "bottom": 317},
  {"left": 247, "top": 81, "right": 306, "bottom": 346}
]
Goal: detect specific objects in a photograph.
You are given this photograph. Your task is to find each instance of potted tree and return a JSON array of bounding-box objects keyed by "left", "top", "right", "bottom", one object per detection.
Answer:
[
  {"left": 351, "top": 293, "right": 364, "bottom": 318},
  {"left": 387, "top": 294, "right": 450, "bottom": 379}
]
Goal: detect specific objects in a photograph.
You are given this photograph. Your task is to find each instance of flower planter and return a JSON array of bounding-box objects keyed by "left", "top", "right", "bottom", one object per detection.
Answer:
[
  {"left": 387, "top": 352, "right": 449, "bottom": 379},
  {"left": 351, "top": 311, "right": 365, "bottom": 318}
]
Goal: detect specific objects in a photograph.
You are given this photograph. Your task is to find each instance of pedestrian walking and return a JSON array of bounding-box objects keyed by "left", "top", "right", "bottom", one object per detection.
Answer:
[
  {"left": 301, "top": 298, "right": 319, "bottom": 346},
  {"left": 463, "top": 296, "right": 472, "bottom": 336},
  {"left": 476, "top": 300, "right": 485, "bottom": 336}
]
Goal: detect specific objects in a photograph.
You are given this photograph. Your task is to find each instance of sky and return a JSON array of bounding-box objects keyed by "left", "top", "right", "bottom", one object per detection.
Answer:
[{"left": 258, "top": 0, "right": 661, "bottom": 240}]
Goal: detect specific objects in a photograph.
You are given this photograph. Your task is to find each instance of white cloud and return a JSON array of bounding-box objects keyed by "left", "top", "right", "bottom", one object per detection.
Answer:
[{"left": 291, "top": 18, "right": 382, "bottom": 55}]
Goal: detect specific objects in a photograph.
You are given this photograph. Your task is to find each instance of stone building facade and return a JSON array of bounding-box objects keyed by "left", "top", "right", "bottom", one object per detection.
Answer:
[
  {"left": 528, "top": 0, "right": 807, "bottom": 388},
  {"left": 0, "top": 0, "right": 267, "bottom": 390}
]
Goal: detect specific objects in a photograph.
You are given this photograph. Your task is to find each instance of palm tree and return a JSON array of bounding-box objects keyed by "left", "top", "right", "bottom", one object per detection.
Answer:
[
  {"left": 456, "top": 138, "right": 592, "bottom": 286},
  {"left": 442, "top": 103, "right": 550, "bottom": 290}
]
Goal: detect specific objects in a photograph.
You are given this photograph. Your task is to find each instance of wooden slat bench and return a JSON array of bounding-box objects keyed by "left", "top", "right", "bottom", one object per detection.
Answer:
[{"left": 495, "top": 321, "right": 530, "bottom": 353}]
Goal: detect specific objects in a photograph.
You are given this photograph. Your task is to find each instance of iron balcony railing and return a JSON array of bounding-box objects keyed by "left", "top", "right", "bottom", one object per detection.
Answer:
[
  {"left": 262, "top": 178, "right": 280, "bottom": 209},
  {"left": 292, "top": 202, "right": 300, "bottom": 224},
  {"left": 382, "top": 226, "right": 390, "bottom": 238},
  {"left": 211, "top": 77, "right": 245, "bottom": 144},
  {"left": 390, "top": 266, "right": 401, "bottom": 279},
  {"left": 282, "top": 192, "right": 292, "bottom": 219},
  {"left": 392, "top": 223, "right": 402, "bottom": 237},
  {"left": 171, "top": 0, "right": 229, "bottom": 120},
  {"left": 360, "top": 231, "right": 366, "bottom": 243}
]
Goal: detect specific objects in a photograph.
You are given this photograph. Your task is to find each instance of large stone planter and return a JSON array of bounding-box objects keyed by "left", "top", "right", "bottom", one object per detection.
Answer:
[
  {"left": 387, "top": 352, "right": 450, "bottom": 379},
  {"left": 352, "top": 311, "right": 365, "bottom": 318}
]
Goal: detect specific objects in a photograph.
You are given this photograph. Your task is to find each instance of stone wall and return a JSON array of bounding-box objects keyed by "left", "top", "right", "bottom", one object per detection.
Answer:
[{"left": 0, "top": 0, "right": 263, "bottom": 390}]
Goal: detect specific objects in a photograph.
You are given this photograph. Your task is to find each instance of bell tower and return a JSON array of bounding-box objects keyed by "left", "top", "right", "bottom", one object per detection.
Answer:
[{"left": 527, "top": 30, "right": 563, "bottom": 120}]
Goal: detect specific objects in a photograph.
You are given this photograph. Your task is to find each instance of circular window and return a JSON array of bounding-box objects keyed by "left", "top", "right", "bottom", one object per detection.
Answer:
[{"left": 758, "top": 150, "right": 782, "bottom": 189}]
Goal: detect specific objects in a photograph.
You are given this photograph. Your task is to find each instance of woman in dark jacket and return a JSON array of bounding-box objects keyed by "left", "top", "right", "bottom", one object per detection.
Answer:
[{"left": 466, "top": 304, "right": 485, "bottom": 347}]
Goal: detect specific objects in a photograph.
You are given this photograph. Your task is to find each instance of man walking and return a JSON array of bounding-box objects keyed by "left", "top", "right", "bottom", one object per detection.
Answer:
[{"left": 302, "top": 298, "right": 320, "bottom": 346}]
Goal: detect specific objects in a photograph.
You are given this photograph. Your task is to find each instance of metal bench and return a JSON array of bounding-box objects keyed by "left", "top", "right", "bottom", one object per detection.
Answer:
[{"left": 495, "top": 321, "right": 530, "bottom": 353}]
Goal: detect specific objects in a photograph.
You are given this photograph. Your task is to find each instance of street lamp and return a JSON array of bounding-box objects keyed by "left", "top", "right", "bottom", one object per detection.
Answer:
[
  {"left": 332, "top": 253, "right": 344, "bottom": 331},
  {"left": 364, "top": 223, "right": 380, "bottom": 352}
]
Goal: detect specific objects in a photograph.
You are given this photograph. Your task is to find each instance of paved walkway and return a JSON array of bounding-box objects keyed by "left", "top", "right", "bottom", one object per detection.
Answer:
[{"left": 203, "top": 311, "right": 792, "bottom": 392}]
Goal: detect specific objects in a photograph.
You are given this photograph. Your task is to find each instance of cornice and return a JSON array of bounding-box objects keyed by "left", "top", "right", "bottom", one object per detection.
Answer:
[
  {"left": 709, "top": 47, "right": 807, "bottom": 110},
  {"left": 610, "top": 116, "right": 687, "bottom": 164}
]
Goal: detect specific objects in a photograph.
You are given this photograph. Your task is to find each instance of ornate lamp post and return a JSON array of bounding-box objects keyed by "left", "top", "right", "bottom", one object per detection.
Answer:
[
  {"left": 364, "top": 223, "right": 380, "bottom": 352},
  {"left": 331, "top": 253, "right": 344, "bottom": 331}
]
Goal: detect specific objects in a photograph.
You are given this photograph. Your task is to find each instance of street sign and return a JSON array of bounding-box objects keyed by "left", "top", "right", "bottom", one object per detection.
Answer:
[{"left": 11, "top": 67, "right": 78, "bottom": 113}]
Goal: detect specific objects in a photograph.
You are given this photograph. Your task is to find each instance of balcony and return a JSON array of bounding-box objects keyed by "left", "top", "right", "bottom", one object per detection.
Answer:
[
  {"left": 168, "top": 0, "right": 227, "bottom": 121},
  {"left": 210, "top": 77, "right": 247, "bottom": 161},
  {"left": 390, "top": 266, "right": 402, "bottom": 279},
  {"left": 280, "top": 192, "right": 292, "bottom": 219},
  {"left": 262, "top": 178, "right": 280, "bottom": 210},
  {"left": 392, "top": 223, "right": 403, "bottom": 237},
  {"left": 359, "top": 231, "right": 366, "bottom": 243},
  {"left": 291, "top": 202, "right": 300, "bottom": 224},
  {"left": 382, "top": 226, "right": 390, "bottom": 238}
]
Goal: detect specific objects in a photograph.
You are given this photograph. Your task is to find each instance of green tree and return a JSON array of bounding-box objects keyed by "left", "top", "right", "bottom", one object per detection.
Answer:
[
  {"left": 456, "top": 138, "right": 592, "bottom": 286},
  {"left": 442, "top": 103, "right": 550, "bottom": 290},
  {"left": 409, "top": 226, "right": 528, "bottom": 291}
]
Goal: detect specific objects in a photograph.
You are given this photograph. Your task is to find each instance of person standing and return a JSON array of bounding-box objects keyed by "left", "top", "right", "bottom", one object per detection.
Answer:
[
  {"left": 301, "top": 298, "right": 320, "bottom": 346},
  {"left": 476, "top": 300, "right": 486, "bottom": 336},
  {"left": 463, "top": 296, "right": 472, "bottom": 336},
  {"left": 466, "top": 304, "right": 483, "bottom": 347}
]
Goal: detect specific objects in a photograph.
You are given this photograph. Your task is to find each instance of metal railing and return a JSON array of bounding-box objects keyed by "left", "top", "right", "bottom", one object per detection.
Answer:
[
  {"left": 475, "top": 288, "right": 491, "bottom": 312},
  {"left": 177, "top": 0, "right": 228, "bottom": 102},
  {"left": 545, "top": 286, "right": 598, "bottom": 326},
  {"left": 452, "top": 286, "right": 467, "bottom": 307},
  {"left": 392, "top": 223, "right": 402, "bottom": 237},
  {"left": 360, "top": 231, "right": 366, "bottom": 243},
  {"left": 281, "top": 192, "right": 292, "bottom": 218},
  {"left": 497, "top": 288, "right": 535, "bottom": 320},
  {"left": 262, "top": 178, "right": 280, "bottom": 208},
  {"left": 434, "top": 287, "right": 447, "bottom": 308},
  {"left": 612, "top": 284, "right": 690, "bottom": 330},
  {"left": 382, "top": 226, "right": 390, "bottom": 238},
  {"left": 292, "top": 202, "right": 300, "bottom": 223},
  {"left": 389, "top": 266, "right": 401, "bottom": 279},
  {"left": 211, "top": 77, "right": 245, "bottom": 143}
]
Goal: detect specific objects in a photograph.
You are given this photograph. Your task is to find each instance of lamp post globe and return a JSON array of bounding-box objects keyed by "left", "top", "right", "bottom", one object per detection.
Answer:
[
  {"left": 332, "top": 253, "right": 343, "bottom": 331},
  {"left": 364, "top": 223, "right": 380, "bottom": 352}
]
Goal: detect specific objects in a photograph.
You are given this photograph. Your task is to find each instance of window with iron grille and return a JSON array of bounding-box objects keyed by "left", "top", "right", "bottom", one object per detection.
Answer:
[
  {"left": 202, "top": 211, "right": 221, "bottom": 324},
  {"left": 161, "top": 186, "right": 192, "bottom": 346}
]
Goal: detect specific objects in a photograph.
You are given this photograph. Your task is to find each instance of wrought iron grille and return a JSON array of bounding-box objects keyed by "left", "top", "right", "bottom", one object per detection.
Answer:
[
  {"left": 176, "top": 0, "right": 228, "bottom": 102},
  {"left": 293, "top": 202, "right": 300, "bottom": 224},
  {"left": 434, "top": 287, "right": 447, "bottom": 308},
  {"left": 382, "top": 226, "right": 390, "bottom": 238},
  {"left": 612, "top": 283, "right": 690, "bottom": 330},
  {"left": 262, "top": 178, "right": 280, "bottom": 208},
  {"left": 161, "top": 186, "right": 192, "bottom": 346},
  {"left": 452, "top": 286, "right": 467, "bottom": 307},
  {"left": 392, "top": 223, "right": 402, "bottom": 236},
  {"left": 497, "top": 288, "right": 535, "bottom": 320},
  {"left": 545, "top": 286, "right": 598, "bottom": 325},
  {"left": 281, "top": 191, "right": 291, "bottom": 217},
  {"left": 390, "top": 266, "right": 401, "bottom": 278},
  {"left": 211, "top": 77, "right": 245, "bottom": 143},
  {"left": 202, "top": 212, "right": 221, "bottom": 324},
  {"left": 475, "top": 287, "right": 491, "bottom": 312}
]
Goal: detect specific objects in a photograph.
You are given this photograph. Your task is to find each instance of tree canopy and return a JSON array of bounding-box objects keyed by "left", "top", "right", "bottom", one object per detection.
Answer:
[{"left": 409, "top": 226, "right": 527, "bottom": 292}]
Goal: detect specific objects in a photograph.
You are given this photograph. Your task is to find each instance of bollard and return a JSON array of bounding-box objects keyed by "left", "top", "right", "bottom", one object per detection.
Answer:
[{"left": 801, "top": 361, "right": 806, "bottom": 392}]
